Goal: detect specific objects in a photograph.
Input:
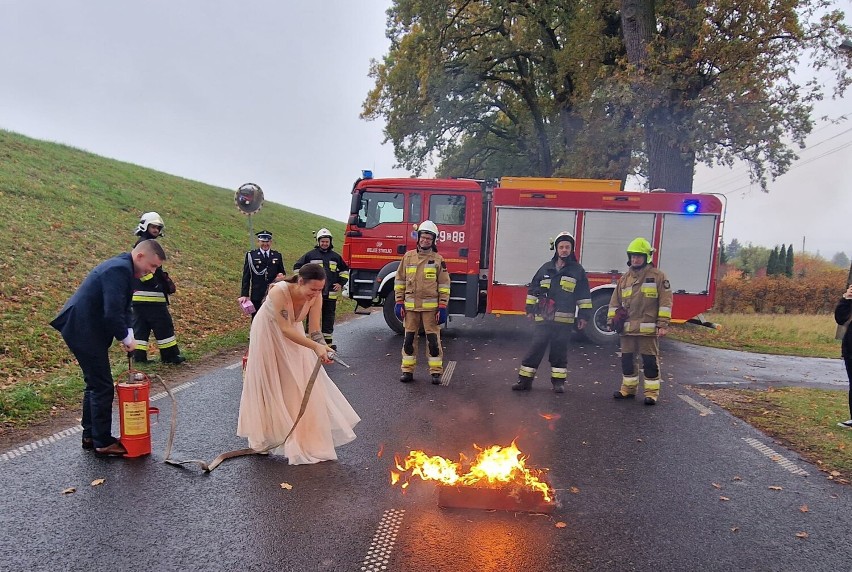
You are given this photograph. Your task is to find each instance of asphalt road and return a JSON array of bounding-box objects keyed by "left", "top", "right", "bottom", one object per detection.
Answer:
[{"left": 1, "top": 313, "right": 850, "bottom": 572}]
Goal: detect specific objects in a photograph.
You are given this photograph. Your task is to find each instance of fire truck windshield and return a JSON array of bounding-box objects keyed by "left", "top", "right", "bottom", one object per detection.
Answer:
[{"left": 355, "top": 191, "right": 405, "bottom": 229}]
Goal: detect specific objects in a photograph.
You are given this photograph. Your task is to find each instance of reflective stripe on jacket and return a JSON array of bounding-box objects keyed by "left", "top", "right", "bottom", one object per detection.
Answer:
[
  {"left": 394, "top": 249, "right": 450, "bottom": 311},
  {"left": 525, "top": 258, "right": 592, "bottom": 324},
  {"left": 608, "top": 265, "right": 673, "bottom": 335}
]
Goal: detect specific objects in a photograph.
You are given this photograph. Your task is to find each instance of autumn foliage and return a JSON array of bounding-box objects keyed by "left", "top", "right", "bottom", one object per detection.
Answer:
[{"left": 714, "top": 268, "right": 847, "bottom": 314}]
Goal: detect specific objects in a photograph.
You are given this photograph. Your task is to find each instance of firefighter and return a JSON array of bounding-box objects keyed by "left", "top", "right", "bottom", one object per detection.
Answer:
[
  {"left": 394, "top": 220, "right": 451, "bottom": 384},
  {"left": 512, "top": 232, "right": 592, "bottom": 393},
  {"left": 608, "top": 237, "right": 673, "bottom": 405},
  {"left": 293, "top": 228, "right": 350, "bottom": 350},
  {"left": 131, "top": 212, "right": 186, "bottom": 364},
  {"left": 239, "top": 230, "right": 287, "bottom": 318}
]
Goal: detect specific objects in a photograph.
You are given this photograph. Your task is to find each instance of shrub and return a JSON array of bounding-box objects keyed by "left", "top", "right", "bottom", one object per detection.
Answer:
[{"left": 715, "top": 269, "right": 846, "bottom": 314}]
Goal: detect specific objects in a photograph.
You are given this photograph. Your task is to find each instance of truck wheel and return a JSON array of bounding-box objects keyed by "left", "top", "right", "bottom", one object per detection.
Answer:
[
  {"left": 382, "top": 295, "right": 405, "bottom": 335},
  {"left": 583, "top": 294, "right": 618, "bottom": 345}
]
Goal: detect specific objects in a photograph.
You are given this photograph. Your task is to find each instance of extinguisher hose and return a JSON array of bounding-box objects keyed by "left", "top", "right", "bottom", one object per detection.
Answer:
[{"left": 158, "top": 357, "right": 324, "bottom": 473}]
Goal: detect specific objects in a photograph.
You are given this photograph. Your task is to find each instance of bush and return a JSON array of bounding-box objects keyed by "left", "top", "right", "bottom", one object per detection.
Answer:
[{"left": 715, "top": 269, "right": 846, "bottom": 314}]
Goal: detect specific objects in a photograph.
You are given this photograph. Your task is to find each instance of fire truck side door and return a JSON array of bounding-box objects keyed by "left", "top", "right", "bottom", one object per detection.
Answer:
[
  {"left": 351, "top": 190, "right": 410, "bottom": 261},
  {"left": 423, "top": 192, "right": 474, "bottom": 274}
]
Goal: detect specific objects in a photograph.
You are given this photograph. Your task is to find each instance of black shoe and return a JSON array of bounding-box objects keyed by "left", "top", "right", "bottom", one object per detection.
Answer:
[
  {"left": 431, "top": 373, "right": 442, "bottom": 385},
  {"left": 644, "top": 397, "right": 657, "bottom": 406},
  {"left": 162, "top": 355, "right": 187, "bottom": 365},
  {"left": 400, "top": 372, "right": 414, "bottom": 383},
  {"left": 613, "top": 391, "right": 636, "bottom": 399},
  {"left": 512, "top": 379, "right": 532, "bottom": 391},
  {"left": 81, "top": 437, "right": 94, "bottom": 450},
  {"left": 329, "top": 344, "right": 337, "bottom": 351},
  {"left": 552, "top": 383, "right": 565, "bottom": 394}
]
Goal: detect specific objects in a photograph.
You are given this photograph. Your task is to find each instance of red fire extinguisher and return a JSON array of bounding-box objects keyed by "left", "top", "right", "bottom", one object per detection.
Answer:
[{"left": 116, "top": 368, "right": 159, "bottom": 458}]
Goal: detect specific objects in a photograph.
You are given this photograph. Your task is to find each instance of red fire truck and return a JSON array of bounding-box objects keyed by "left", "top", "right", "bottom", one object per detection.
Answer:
[{"left": 342, "top": 174, "right": 724, "bottom": 344}]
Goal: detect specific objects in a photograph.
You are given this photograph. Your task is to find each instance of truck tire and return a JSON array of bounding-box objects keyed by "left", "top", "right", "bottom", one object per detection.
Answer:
[
  {"left": 383, "top": 294, "right": 405, "bottom": 335},
  {"left": 583, "top": 293, "right": 618, "bottom": 345}
]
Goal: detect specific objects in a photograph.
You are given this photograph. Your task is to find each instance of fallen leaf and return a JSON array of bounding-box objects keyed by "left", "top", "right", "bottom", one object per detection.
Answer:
[
  {"left": 719, "top": 496, "right": 730, "bottom": 501},
  {"left": 795, "top": 532, "right": 809, "bottom": 539},
  {"left": 768, "top": 486, "right": 783, "bottom": 491},
  {"left": 570, "top": 487, "right": 580, "bottom": 494},
  {"left": 280, "top": 482, "right": 293, "bottom": 490},
  {"left": 712, "top": 483, "right": 722, "bottom": 489},
  {"left": 62, "top": 487, "right": 76, "bottom": 495},
  {"left": 732, "top": 476, "right": 742, "bottom": 481},
  {"left": 731, "top": 527, "right": 739, "bottom": 533},
  {"left": 799, "top": 505, "right": 809, "bottom": 513},
  {"left": 555, "top": 522, "right": 567, "bottom": 528},
  {"left": 91, "top": 478, "right": 105, "bottom": 487},
  {"left": 830, "top": 470, "right": 841, "bottom": 477}
]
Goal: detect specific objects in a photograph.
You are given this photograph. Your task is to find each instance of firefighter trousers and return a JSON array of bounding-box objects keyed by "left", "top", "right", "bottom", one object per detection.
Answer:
[
  {"left": 519, "top": 322, "right": 570, "bottom": 383},
  {"left": 618, "top": 335, "right": 661, "bottom": 400},
  {"left": 401, "top": 310, "right": 443, "bottom": 374},
  {"left": 132, "top": 303, "right": 181, "bottom": 362},
  {"left": 321, "top": 297, "right": 337, "bottom": 346}
]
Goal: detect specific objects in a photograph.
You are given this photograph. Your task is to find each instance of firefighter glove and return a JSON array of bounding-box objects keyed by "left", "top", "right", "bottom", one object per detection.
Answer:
[
  {"left": 394, "top": 302, "right": 405, "bottom": 320},
  {"left": 437, "top": 305, "right": 447, "bottom": 325}
]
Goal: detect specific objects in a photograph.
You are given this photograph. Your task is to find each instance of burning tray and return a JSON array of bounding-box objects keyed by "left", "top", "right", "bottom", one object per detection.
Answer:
[{"left": 437, "top": 479, "right": 556, "bottom": 514}]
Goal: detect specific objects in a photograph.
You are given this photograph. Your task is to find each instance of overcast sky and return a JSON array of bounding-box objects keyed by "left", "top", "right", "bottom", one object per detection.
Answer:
[{"left": 0, "top": 1, "right": 849, "bottom": 258}]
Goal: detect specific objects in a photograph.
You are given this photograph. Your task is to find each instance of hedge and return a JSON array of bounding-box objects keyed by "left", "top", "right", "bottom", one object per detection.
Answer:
[{"left": 714, "top": 270, "right": 847, "bottom": 314}]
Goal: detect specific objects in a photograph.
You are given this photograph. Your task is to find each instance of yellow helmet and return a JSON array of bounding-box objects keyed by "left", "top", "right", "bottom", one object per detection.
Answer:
[{"left": 627, "top": 237, "right": 653, "bottom": 264}]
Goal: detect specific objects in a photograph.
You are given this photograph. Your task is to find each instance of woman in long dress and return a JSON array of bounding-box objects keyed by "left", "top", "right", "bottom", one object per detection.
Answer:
[{"left": 237, "top": 263, "right": 360, "bottom": 464}]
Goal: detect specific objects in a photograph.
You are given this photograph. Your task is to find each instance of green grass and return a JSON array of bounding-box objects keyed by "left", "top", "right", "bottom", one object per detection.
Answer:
[
  {"left": 0, "top": 128, "right": 350, "bottom": 425},
  {"left": 670, "top": 312, "right": 841, "bottom": 358}
]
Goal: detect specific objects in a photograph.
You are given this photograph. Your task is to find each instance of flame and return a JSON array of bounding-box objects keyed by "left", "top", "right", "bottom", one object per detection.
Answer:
[{"left": 392, "top": 441, "right": 552, "bottom": 502}]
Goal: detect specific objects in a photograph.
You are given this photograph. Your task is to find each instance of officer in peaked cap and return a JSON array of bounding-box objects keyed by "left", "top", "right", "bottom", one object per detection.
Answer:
[{"left": 239, "top": 230, "right": 287, "bottom": 318}]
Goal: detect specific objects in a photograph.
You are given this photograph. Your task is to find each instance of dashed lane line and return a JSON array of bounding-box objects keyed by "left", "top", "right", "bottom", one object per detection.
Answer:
[
  {"left": 441, "top": 361, "right": 456, "bottom": 386},
  {"left": 678, "top": 394, "right": 714, "bottom": 415},
  {"left": 1, "top": 380, "right": 198, "bottom": 463},
  {"left": 742, "top": 437, "right": 809, "bottom": 476},
  {"left": 225, "top": 362, "right": 242, "bottom": 370},
  {"left": 360, "top": 509, "right": 405, "bottom": 571}
]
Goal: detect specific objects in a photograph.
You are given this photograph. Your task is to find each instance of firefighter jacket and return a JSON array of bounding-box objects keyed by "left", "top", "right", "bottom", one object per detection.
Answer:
[
  {"left": 608, "top": 264, "right": 673, "bottom": 335},
  {"left": 293, "top": 247, "right": 350, "bottom": 301},
  {"left": 241, "top": 249, "right": 286, "bottom": 302},
  {"left": 394, "top": 248, "right": 451, "bottom": 312},
  {"left": 525, "top": 257, "right": 593, "bottom": 324},
  {"left": 132, "top": 235, "right": 174, "bottom": 306}
]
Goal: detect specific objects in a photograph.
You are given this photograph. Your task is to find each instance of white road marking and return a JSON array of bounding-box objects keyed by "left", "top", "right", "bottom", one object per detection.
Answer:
[
  {"left": 678, "top": 394, "right": 714, "bottom": 415},
  {"left": 441, "top": 361, "right": 457, "bottom": 386},
  {"left": 225, "top": 362, "right": 242, "bottom": 370},
  {"left": 360, "top": 508, "right": 405, "bottom": 571},
  {"left": 742, "top": 437, "right": 809, "bottom": 476}
]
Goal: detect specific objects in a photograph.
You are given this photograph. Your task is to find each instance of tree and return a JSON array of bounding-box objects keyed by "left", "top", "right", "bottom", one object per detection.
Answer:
[
  {"left": 734, "top": 244, "right": 771, "bottom": 277},
  {"left": 366, "top": 0, "right": 851, "bottom": 191},
  {"left": 785, "top": 244, "right": 794, "bottom": 277},
  {"left": 726, "top": 238, "right": 742, "bottom": 260},
  {"left": 831, "top": 251, "right": 850, "bottom": 269},
  {"left": 719, "top": 242, "right": 727, "bottom": 264},
  {"left": 767, "top": 247, "right": 779, "bottom": 276},
  {"left": 777, "top": 244, "right": 787, "bottom": 276}
]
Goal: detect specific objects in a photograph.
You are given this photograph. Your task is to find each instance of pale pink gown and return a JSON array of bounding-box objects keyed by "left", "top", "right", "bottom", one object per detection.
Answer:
[{"left": 237, "top": 282, "right": 360, "bottom": 464}]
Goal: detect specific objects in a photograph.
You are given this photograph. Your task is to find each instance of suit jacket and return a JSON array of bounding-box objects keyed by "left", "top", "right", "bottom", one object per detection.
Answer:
[
  {"left": 50, "top": 253, "right": 134, "bottom": 353},
  {"left": 241, "top": 248, "right": 286, "bottom": 302}
]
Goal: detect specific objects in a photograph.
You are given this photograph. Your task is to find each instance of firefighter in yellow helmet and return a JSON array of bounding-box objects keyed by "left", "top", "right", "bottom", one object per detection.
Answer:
[
  {"left": 607, "top": 237, "right": 672, "bottom": 405},
  {"left": 394, "top": 220, "right": 451, "bottom": 385}
]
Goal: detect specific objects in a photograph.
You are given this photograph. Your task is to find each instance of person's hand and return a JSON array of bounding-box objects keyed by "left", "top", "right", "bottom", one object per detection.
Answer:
[
  {"left": 332, "top": 283, "right": 342, "bottom": 291},
  {"left": 315, "top": 344, "right": 332, "bottom": 364},
  {"left": 394, "top": 302, "right": 405, "bottom": 320},
  {"left": 657, "top": 327, "right": 668, "bottom": 337},
  {"left": 437, "top": 305, "right": 448, "bottom": 325},
  {"left": 273, "top": 273, "right": 286, "bottom": 283},
  {"left": 844, "top": 285, "right": 852, "bottom": 300},
  {"left": 576, "top": 318, "right": 587, "bottom": 330},
  {"left": 238, "top": 296, "right": 248, "bottom": 303},
  {"left": 121, "top": 340, "right": 137, "bottom": 352}
]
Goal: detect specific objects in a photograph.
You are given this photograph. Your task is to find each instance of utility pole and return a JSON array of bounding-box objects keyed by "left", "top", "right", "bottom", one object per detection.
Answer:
[{"left": 802, "top": 236, "right": 805, "bottom": 254}]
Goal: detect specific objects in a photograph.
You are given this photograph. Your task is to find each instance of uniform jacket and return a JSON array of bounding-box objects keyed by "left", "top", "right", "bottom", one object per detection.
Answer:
[
  {"left": 132, "top": 234, "right": 174, "bottom": 305},
  {"left": 394, "top": 249, "right": 451, "bottom": 311},
  {"left": 241, "top": 248, "right": 286, "bottom": 301},
  {"left": 836, "top": 297, "right": 852, "bottom": 358},
  {"left": 50, "top": 253, "right": 134, "bottom": 352},
  {"left": 293, "top": 247, "right": 350, "bottom": 300},
  {"left": 608, "top": 264, "right": 673, "bottom": 335},
  {"left": 525, "top": 257, "right": 593, "bottom": 324}
]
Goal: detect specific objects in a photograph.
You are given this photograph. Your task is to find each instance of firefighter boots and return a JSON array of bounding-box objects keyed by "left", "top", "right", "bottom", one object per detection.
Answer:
[
  {"left": 512, "top": 378, "right": 533, "bottom": 391},
  {"left": 552, "top": 382, "right": 565, "bottom": 393},
  {"left": 431, "top": 373, "right": 441, "bottom": 385},
  {"left": 644, "top": 396, "right": 657, "bottom": 406},
  {"left": 400, "top": 372, "right": 414, "bottom": 383},
  {"left": 613, "top": 390, "right": 636, "bottom": 399}
]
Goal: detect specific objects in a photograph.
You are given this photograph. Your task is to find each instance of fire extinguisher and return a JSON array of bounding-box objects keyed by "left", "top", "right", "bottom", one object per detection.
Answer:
[{"left": 116, "top": 357, "right": 159, "bottom": 458}]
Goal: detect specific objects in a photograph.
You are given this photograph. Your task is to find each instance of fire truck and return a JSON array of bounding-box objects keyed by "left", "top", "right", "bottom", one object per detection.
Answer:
[{"left": 342, "top": 173, "right": 723, "bottom": 344}]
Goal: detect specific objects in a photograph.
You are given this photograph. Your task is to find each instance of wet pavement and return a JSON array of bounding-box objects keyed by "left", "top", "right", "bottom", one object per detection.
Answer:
[{"left": 1, "top": 313, "right": 850, "bottom": 571}]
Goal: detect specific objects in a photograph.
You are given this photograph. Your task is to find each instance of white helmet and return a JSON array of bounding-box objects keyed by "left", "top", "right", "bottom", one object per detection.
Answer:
[
  {"left": 417, "top": 220, "right": 439, "bottom": 239},
  {"left": 136, "top": 212, "right": 165, "bottom": 236},
  {"left": 315, "top": 228, "right": 333, "bottom": 248}
]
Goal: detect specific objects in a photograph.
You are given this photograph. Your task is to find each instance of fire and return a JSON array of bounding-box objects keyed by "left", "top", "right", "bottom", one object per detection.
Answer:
[{"left": 391, "top": 441, "right": 552, "bottom": 502}]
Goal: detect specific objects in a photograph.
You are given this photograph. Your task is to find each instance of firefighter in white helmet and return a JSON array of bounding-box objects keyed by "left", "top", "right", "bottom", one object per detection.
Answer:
[
  {"left": 512, "top": 231, "right": 592, "bottom": 393},
  {"left": 393, "top": 220, "right": 451, "bottom": 384},
  {"left": 293, "top": 228, "right": 349, "bottom": 350},
  {"left": 131, "top": 212, "right": 186, "bottom": 364},
  {"left": 607, "top": 237, "right": 673, "bottom": 405}
]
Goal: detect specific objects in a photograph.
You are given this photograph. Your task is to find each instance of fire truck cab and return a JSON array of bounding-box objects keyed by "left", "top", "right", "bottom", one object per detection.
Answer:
[{"left": 343, "top": 173, "right": 723, "bottom": 344}]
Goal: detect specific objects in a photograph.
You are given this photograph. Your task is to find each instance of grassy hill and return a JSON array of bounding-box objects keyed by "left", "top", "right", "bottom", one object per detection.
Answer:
[{"left": 0, "top": 129, "right": 348, "bottom": 425}]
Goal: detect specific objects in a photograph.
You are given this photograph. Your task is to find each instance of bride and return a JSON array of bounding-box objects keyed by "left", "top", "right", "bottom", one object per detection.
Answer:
[{"left": 237, "top": 263, "right": 360, "bottom": 464}]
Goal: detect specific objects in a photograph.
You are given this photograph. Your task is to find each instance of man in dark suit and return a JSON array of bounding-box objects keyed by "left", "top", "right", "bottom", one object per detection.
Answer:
[
  {"left": 50, "top": 240, "right": 166, "bottom": 456},
  {"left": 239, "top": 230, "right": 286, "bottom": 317}
]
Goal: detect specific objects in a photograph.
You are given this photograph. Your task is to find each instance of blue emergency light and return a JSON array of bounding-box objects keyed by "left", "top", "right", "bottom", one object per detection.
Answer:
[
  {"left": 361, "top": 170, "right": 373, "bottom": 179},
  {"left": 683, "top": 199, "right": 700, "bottom": 214}
]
